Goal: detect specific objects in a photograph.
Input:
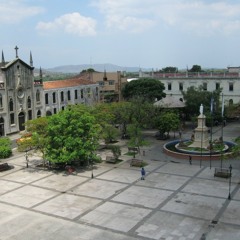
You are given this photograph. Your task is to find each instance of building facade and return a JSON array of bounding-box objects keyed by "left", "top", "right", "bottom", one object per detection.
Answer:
[
  {"left": 0, "top": 48, "right": 99, "bottom": 136},
  {"left": 0, "top": 48, "right": 44, "bottom": 136},
  {"left": 43, "top": 78, "right": 99, "bottom": 115},
  {"left": 80, "top": 70, "right": 127, "bottom": 102},
  {"left": 153, "top": 72, "right": 240, "bottom": 106}
]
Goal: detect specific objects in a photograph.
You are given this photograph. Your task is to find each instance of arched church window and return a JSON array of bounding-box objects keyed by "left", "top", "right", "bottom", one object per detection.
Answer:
[
  {"left": 27, "top": 96, "right": 31, "bottom": 108},
  {"left": 9, "top": 98, "right": 14, "bottom": 111}
]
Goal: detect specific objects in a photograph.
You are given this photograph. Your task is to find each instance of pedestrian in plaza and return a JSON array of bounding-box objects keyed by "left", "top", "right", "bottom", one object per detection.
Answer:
[
  {"left": 189, "top": 155, "right": 192, "bottom": 165},
  {"left": 141, "top": 167, "right": 146, "bottom": 180}
]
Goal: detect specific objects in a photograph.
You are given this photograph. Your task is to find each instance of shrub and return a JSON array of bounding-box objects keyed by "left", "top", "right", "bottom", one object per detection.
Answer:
[
  {"left": 0, "top": 138, "right": 12, "bottom": 158},
  {"left": 109, "top": 145, "right": 121, "bottom": 160}
]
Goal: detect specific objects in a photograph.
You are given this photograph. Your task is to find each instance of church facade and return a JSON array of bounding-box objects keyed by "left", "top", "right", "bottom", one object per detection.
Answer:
[
  {"left": 0, "top": 47, "right": 99, "bottom": 136},
  {"left": 0, "top": 47, "right": 44, "bottom": 136}
]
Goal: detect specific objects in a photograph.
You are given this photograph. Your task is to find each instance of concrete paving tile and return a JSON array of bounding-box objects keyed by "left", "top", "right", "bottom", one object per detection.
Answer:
[
  {"left": 34, "top": 194, "right": 101, "bottom": 219},
  {"left": 197, "top": 167, "right": 240, "bottom": 184},
  {"left": 0, "top": 179, "right": 23, "bottom": 194},
  {"left": 204, "top": 222, "right": 240, "bottom": 240},
  {"left": 182, "top": 178, "right": 236, "bottom": 198},
  {"left": 70, "top": 179, "right": 127, "bottom": 199},
  {"left": 1, "top": 169, "right": 52, "bottom": 183},
  {"left": 112, "top": 185, "right": 173, "bottom": 208},
  {"left": 161, "top": 192, "right": 225, "bottom": 220},
  {"left": 232, "top": 188, "right": 240, "bottom": 200},
  {"left": 0, "top": 165, "right": 22, "bottom": 177},
  {"left": 156, "top": 162, "right": 201, "bottom": 176},
  {"left": 80, "top": 202, "right": 151, "bottom": 232},
  {"left": 0, "top": 203, "right": 138, "bottom": 240},
  {"left": 77, "top": 165, "right": 112, "bottom": 178},
  {"left": 97, "top": 168, "right": 141, "bottom": 183},
  {"left": 32, "top": 174, "right": 88, "bottom": 192},
  {"left": 136, "top": 211, "right": 208, "bottom": 240},
  {"left": 0, "top": 185, "right": 58, "bottom": 208},
  {"left": 137, "top": 172, "right": 190, "bottom": 190},
  {"left": 219, "top": 200, "right": 240, "bottom": 225}
]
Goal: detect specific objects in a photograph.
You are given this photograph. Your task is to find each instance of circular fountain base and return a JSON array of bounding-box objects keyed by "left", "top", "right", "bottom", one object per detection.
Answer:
[{"left": 163, "top": 140, "right": 235, "bottom": 160}]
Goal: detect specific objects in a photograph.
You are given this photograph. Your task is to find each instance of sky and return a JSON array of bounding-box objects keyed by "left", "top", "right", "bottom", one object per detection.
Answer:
[{"left": 1, "top": 0, "right": 240, "bottom": 70}]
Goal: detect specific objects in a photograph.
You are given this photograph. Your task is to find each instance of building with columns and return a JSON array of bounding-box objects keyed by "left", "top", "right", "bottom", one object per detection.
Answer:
[{"left": 152, "top": 71, "right": 240, "bottom": 106}]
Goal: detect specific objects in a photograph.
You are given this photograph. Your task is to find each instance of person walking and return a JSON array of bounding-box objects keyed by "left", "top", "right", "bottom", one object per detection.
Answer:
[
  {"left": 189, "top": 155, "right": 192, "bottom": 165},
  {"left": 141, "top": 167, "right": 146, "bottom": 180}
]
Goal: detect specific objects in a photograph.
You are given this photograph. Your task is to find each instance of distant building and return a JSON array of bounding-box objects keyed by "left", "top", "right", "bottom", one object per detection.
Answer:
[
  {"left": 152, "top": 71, "right": 240, "bottom": 106},
  {"left": 80, "top": 70, "right": 128, "bottom": 102}
]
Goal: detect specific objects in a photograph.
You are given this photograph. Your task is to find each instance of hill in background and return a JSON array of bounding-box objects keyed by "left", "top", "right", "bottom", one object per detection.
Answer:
[{"left": 45, "top": 63, "right": 151, "bottom": 73}]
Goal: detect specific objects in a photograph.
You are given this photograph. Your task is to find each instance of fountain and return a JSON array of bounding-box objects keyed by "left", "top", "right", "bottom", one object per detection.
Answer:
[{"left": 163, "top": 104, "right": 236, "bottom": 160}]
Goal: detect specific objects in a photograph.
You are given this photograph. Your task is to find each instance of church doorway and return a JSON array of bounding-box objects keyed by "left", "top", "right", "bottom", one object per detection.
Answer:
[
  {"left": 0, "top": 117, "right": 4, "bottom": 136},
  {"left": 18, "top": 112, "right": 25, "bottom": 131}
]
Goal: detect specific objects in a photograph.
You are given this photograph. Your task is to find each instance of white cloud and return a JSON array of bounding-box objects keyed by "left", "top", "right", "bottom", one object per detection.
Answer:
[
  {"left": 91, "top": 0, "right": 240, "bottom": 35},
  {"left": 36, "top": 12, "right": 97, "bottom": 36},
  {"left": 0, "top": 0, "right": 44, "bottom": 23}
]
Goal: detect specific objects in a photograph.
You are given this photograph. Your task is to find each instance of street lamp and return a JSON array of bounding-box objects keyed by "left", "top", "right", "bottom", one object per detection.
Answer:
[
  {"left": 25, "top": 151, "right": 29, "bottom": 168},
  {"left": 91, "top": 159, "right": 94, "bottom": 179},
  {"left": 228, "top": 164, "right": 232, "bottom": 200}
]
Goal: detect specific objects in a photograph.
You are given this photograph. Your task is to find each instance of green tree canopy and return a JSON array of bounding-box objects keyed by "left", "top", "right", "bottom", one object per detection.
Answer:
[
  {"left": 161, "top": 67, "right": 178, "bottom": 73},
  {"left": 182, "top": 86, "right": 221, "bottom": 118},
  {"left": 189, "top": 65, "right": 202, "bottom": 72},
  {"left": 122, "top": 78, "right": 166, "bottom": 102},
  {"left": 155, "top": 111, "right": 180, "bottom": 137},
  {"left": 45, "top": 107, "right": 101, "bottom": 165}
]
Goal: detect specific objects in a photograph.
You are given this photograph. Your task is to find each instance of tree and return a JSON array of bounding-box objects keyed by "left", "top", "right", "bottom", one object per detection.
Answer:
[
  {"left": 127, "top": 122, "right": 149, "bottom": 154},
  {"left": 23, "top": 117, "right": 49, "bottom": 165},
  {"left": 161, "top": 67, "right": 178, "bottom": 73},
  {"left": 155, "top": 111, "right": 180, "bottom": 138},
  {"left": 45, "top": 107, "right": 101, "bottom": 166},
  {"left": 182, "top": 86, "right": 221, "bottom": 118},
  {"left": 189, "top": 65, "right": 202, "bottom": 72},
  {"left": 122, "top": 78, "right": 166, "bottom": 102},
  {"left": 102, "top": 124, "right": 120, "bottom": 144}
]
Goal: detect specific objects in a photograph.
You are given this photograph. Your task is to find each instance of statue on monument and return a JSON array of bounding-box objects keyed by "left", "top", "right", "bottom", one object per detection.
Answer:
[{"left": 200, "top": 104, "right": 203, "bottom": 115}]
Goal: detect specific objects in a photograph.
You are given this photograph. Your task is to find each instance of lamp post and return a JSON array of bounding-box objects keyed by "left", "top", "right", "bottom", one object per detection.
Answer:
[
  {"left": 228, "top": 164, "right": 232, "bottom": 200},
  {"left": 91, "top": 159, "right": 94, "bottom": 179},
  {"left": 25, "top": 150, "right": 29, "bottom": 168}
]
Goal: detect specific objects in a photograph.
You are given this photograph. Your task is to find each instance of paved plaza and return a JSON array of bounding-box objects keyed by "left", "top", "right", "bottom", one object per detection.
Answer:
[{"left": 0, "top": 122, "right": 240, "bottom": 239}]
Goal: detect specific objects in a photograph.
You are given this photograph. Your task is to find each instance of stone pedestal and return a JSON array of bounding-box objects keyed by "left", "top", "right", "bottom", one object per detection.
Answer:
[{"left": 189, "top": 114, "right": 209, "bottom": 148}]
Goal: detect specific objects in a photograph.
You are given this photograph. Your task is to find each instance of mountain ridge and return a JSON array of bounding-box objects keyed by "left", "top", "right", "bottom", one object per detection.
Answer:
[{"left": 46, "top": 63, "right": 152, "bottom": 73}]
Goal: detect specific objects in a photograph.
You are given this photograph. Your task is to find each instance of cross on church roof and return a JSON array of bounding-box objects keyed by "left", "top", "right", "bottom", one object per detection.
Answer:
[{"left": 15, "top": 46, "right": 19, "bottom": 58}]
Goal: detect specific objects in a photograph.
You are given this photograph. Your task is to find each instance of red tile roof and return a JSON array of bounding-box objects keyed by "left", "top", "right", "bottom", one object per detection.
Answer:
[{"left": 43, "top": 78, "right": 95, "bottom": 90}]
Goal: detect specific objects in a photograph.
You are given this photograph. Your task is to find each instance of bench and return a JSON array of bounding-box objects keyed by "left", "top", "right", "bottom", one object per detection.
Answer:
[
  {"left": 130, "top": 159, "right": 143, "bottom": 167},
  {"left": 106, "top": 155, "right": 116, "bottom": 163},
  {"left": 214, "top": 168, "right": 231, "bottom": 178},
  {"left": 0, "top": 163, "right": 10, "bottom": 172},
  {"left": 128, "top": 147, "right": 138, "bottom": 152}
]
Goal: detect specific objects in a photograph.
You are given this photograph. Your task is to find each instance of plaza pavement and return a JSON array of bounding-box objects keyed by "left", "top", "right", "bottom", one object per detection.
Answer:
[{"left": 0, "top": 122, "right": 240, "bottom": 239}]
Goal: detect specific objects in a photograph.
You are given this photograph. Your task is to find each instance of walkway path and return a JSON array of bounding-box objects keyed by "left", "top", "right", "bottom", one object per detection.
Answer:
[{"left": 0, "top": 121, "right": 239, "bottom": 239}]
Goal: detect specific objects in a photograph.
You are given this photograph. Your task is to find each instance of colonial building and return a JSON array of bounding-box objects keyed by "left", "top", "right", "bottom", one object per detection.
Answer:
[
  {"left": 43, "top": 78, "right": 99, "bottom": 115},
  {"left": 0, "top": 47, "right": 44, "bottom": 136},
  {"left": 153, "top": 71, "right": 240, "bottom": 106},
  {"left": 0, "top": 47, "right": 99, "bottom": 136}
]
